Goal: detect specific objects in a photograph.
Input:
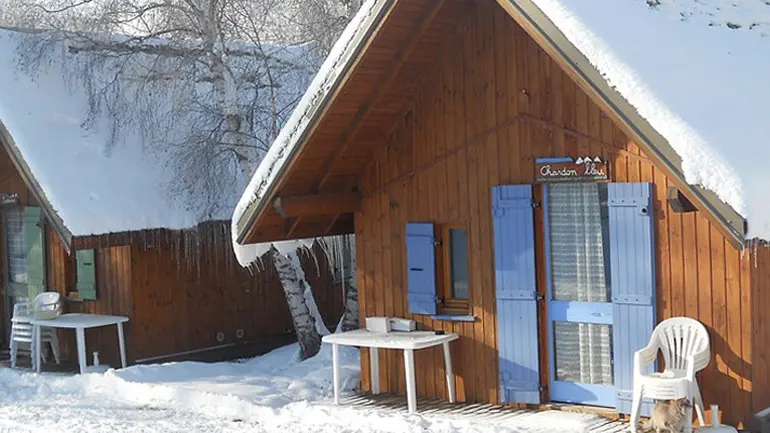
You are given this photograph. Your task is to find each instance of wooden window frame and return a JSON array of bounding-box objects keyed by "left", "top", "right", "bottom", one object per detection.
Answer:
[{"left": 434, "top": 223, "right": 470, "bottom": 315}]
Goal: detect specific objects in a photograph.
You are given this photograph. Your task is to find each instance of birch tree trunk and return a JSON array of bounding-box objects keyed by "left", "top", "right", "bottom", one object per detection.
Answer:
[
  {"left": 341, "top": 240, "right": 359, "bottom": 331},
  {"left": 272, "top": 248, "right": 321, "bottom": 360},
  {"left": 341, "top": 279, "right": 359, "bottom": 331},
  {"left": 288, "top": 249, "right": 330, "bottom": 337}
]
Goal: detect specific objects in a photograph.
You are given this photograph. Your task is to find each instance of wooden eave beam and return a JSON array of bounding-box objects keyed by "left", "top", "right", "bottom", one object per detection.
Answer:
[
  {"left": 273, "top": 193, "right": 362, "bottom": 219},
  {"left": 249, "top": 217, "right": 355, "bottom": 245},
  {"left": 313, "top": 0, "right": 446, "bottom": 193}
]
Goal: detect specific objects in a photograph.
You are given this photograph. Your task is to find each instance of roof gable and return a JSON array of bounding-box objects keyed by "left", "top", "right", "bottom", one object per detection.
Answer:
[
  {"left": 0, "top": 28, "right": 314, "bottom": 248},
  {"left": 232, "top": 0, "right": 758, "bottom": 264},
  {"left": 517, "top": 0, "right": 764, "bottom": 242}
]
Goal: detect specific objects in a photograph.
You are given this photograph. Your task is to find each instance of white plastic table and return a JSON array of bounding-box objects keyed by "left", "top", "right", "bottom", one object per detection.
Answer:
[
  {"left": 322, "top": 329, "right": 459, "bottom": 413},
  {"left": 30, "top": 313, "right": 129, "bottom": 374}
]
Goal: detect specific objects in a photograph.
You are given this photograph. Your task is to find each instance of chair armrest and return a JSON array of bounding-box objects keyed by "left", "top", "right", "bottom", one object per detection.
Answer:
[
  {"left": 634, "top": 342, "right": 659, "bottom": 374},
  {"left": 693, "top": 344, "right": 711, "bottom": 372}
]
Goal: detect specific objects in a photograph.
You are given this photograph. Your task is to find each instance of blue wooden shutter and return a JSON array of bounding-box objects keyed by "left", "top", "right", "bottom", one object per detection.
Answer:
[
  {"left": 24, "top": 206, "right": 45, "bottom": 300},
  {"left": 492, "top": 184, "right": 540, "bottom": 404},
  {"left": 406, "top": 222, "right": 437, "bottom": 315},
  {"left": 609, "top": 183, "right": 656, "bottom": 415},
  {"left": 76, "top": 249, "right": 97, "bottom": 300}
]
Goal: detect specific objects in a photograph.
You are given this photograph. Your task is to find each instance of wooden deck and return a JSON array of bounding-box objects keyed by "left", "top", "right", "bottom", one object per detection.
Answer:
[{"left": 343, "top": 392, "right": 630, "bottom": 432}]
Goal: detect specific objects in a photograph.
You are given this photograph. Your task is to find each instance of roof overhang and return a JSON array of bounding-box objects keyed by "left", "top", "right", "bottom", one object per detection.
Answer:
[
  {"left": 233, "top": 0, "right": 396, "bottom": 245},
  {"left": 234, "top": 0, "right": 747, "bottom": 250},
  {"left": 0, "top": 119, "right": 74, "bottom": 251}
]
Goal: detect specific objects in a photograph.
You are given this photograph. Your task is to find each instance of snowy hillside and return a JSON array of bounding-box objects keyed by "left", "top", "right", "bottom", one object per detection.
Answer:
[
  {"left": 531, "top": 0, "right": 770, "bottom": 239},
  {"left": 0, "top": 28, "right": 315, "bottom": 237}
]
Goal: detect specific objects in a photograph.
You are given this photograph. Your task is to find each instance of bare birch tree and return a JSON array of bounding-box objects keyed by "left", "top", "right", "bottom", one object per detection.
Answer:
[{"left": 272, "top": 247, "right": 322, "bottom": 360}]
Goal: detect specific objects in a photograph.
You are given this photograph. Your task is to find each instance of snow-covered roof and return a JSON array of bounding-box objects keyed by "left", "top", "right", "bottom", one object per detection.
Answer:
[
  {"left": 232, "top": 0, "right": 770, "bottom": 265},
  {"left": 526, "top": 0, "right": 770, "bottom": 239},
  {"left": 230, "top": 0, "right": 388, "bottom": 266},
  {"left": 0, "top": 28, "right": 313, "bottom": 246}
]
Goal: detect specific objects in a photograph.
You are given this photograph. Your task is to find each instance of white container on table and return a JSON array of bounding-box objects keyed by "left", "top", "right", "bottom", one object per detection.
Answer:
[{"left": 365, "top": 316, "right": 391, "bottom": 333}]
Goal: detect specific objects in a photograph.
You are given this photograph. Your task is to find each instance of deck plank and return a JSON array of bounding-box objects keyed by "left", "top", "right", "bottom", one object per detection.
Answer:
[{"left": 344, "top": 392, "right": 629, "bottom": 431}]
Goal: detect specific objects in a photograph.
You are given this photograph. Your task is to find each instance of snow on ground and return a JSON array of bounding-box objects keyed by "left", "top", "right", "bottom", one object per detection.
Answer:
[
  {"left": 0, "top": 342, "right": 602, "bottom": 433},
  {"left": 529, "top": 0, "right": 770, "bottom": 239}
]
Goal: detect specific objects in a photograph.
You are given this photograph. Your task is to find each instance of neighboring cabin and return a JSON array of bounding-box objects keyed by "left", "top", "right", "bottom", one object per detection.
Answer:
[
  {"left": 0, "top": 28, "right": 343, "bottom": 366},
  {"left": 231, "top": 0, "right": 770, "bottom": 429}
]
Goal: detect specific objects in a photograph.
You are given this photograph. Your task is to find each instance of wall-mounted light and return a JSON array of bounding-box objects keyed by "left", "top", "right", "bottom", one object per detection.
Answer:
[{"left": 666, "top": 187, "right": 697, "bottom": 213}]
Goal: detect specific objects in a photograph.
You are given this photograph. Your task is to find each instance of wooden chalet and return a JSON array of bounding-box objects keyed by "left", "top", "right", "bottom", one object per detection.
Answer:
[
  {"left": 0, "top": 29, "right": 343, "bottom": 368},
  {"left": 231, "top": 0, "right": 768, "bottom": 429},
  {"left": 0, "top": 130, "right": 346, "bottom": 366},
  {"left": 0, "top": 129, "right": 344, "bottom": 366}
]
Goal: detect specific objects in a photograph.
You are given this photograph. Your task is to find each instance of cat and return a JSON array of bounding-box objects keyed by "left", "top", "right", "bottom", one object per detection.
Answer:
[{"left": 638, "top": 397, "right": 692, "bottom": 433}]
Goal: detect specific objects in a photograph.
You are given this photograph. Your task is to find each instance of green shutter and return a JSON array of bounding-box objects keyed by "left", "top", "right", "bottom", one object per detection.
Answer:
[
  {"left": 23, "top": 206, "right": 45, "bottom": 300},
  {"left": 76, "top": 249, "right": 97, "bottom": 300}
]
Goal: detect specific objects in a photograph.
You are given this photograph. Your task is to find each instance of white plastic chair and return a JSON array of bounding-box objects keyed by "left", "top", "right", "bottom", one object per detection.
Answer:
[
  {"left": 630, "top": 317, "right": 710, "bottom": 433},
  {"left": 30, "top": 291, "right": 61, "bottom": 320},
  {"left": 9, "top": 297, "right": 61, "bottom": 368}
]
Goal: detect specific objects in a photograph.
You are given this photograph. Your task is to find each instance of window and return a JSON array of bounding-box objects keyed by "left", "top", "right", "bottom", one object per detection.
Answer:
[
  {"left": 435, "top": 224, "right": 470, "bottom": 314},
  {"left": 547, "top": 183, "right": 612, "bottom": 302},
  {"left": 5, "top": 207, "right": 26, "bottom": 285}
]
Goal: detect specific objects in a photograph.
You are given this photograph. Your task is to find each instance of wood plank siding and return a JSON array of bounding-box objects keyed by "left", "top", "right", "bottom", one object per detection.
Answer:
[
  {"left": 43, "top": 228, "right": 344, "bottom": 366},
  {"left": 352, "top": 1, "right": 756, "bottom": 427}
]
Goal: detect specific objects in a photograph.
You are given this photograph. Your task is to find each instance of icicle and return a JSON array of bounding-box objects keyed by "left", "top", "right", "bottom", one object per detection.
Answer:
[
  {"left": 309, "top": 241, "right": 322, "bottom": 277},
  {"left": 175, "top": 231, "right": 182, "bottom": 277}
]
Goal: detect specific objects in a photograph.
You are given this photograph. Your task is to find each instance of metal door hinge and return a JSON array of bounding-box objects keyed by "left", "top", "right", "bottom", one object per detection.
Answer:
[
  {"left": 536, "top": 294, "right": 545, "bottom": 301},
  {"left": 532, "top": 200, "right": 541, "bottom": 208},
  {"left": 539, "top": 385, "right": 547, "bottom": 392}
]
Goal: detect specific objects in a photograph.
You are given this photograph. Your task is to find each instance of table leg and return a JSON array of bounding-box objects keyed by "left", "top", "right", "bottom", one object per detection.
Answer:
[
  {"left": 33, "top": 324, "right": 41, "bottom": 373},
  {"left": 443, "top": 342, "right": 455, "bottom": 403},
  {"left": 117, "top": 322, "right": 127, "bottom": 369},
  {"left": 332, "top": 343, "right": 340, "bottom": 404},
  {"left": 75, "top": 327, "right": 87, "bottom": 374},
  {"left": 404, "top": 349, "right": 417, "bottom": 413},
  {"left": 370, "top": 347, "right": 380, "bottom": 394}
]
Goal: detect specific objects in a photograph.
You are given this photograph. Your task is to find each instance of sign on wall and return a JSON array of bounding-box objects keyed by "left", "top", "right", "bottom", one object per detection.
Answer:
[{"left": 535, "top": 156, "right": 609, "bottom": 183}]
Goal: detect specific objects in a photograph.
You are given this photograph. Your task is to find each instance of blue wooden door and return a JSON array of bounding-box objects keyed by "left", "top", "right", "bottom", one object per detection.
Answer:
[
  {"left": 492, "top": 184, "right": 540, "bottom": 404},
  {"left": 545, "top": 183, "right": 616, "bottom": 407}
]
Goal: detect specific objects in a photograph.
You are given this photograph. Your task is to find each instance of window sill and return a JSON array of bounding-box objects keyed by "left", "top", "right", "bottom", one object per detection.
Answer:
[
  {"left": 430, "top": 314, "right": 476, "bottom": 322},
  {"left": 65, "top": 296, "right": 96, "bottom": 302}
]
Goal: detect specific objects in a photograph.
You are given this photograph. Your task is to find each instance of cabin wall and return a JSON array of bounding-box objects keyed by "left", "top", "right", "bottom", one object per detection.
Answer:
[
  {"left": 355, "top": 1, "right": 754, "bottom": 426},
  {"left": 46, "top": 225, "right": 344, "bottom": 365},
  {"left": 128, "top": 237, "right": 343, "bottom": 362},
  {"left": 0, "top": 146, "right": 38, "bottom": 347},
  {"left": 750, "top": 244, "right": 770, "bottom": 422},
  {"left": 47, "top": 232, "right": 133, "bottom": 365},
  {"left": 0, "top": 146, "right": 39, "bottom": 206}
]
